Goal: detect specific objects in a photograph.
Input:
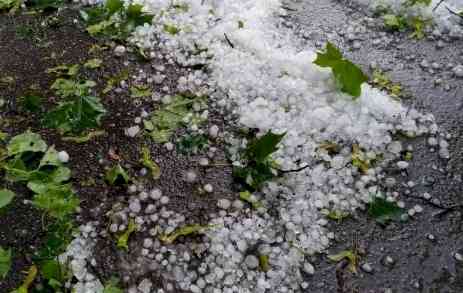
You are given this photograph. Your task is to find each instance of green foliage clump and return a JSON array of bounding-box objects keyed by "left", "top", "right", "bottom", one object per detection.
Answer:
[
  {"left": 44, "top": 94, "right": 106, "bottom": 135},
  {"left": 140, "top": 146, "right": 161, "bottom": 180},
  {"left": 80, "top": 0, "right": 153, "bottom": 40},
  {"left": 404, "top": 0, "right": 431, "bottom": 7},
  {"left": 0, "top": 0, "right": 20, "bottom": 12},
  {"left": 371, "top": 70, "right": 403, "bottom": 98},
  {"left": 368, "top": 195, "right": 405, "bottom": 225},
  {"left": 144, "top": 94, "right": 206, "bottom": 143},
  {"left": 105, "top": 164, "right": 130, "bottom": 185},
  {"left": 177, "top": 134, "right": 208, "bottom": 155},
  {"left": 116, "top": 218, "right": 137, "bottom": 250},
  {"left": 103, "top": 278, "right": 124, "bottom": 293},
  {"left": 233, "top": 131, "right": 285, "bottom": 191},
  {"left": 44, "top": 68, "right": 106, "bottom": 135},
  {"left": 0, "top": 246, "right": 12, "bottom": 279},
  {"left": 3, "top": 131, "right": 79, "bottom": 219},
  {"left": 314, "top": 42, "right": 368, "bottom": 98},
  {"left": 0, "top": 189, "right": 15, "bottom": 209}
]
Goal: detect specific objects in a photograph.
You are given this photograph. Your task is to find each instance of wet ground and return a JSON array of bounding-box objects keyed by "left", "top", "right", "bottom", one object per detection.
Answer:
[
  {"left": 0, "top": 1, "right": 463, "bottom": 292},
  {"left": 285, "top": 0, "right": 463, "bottom": 292},
  {"left": 0, "top": 8, "right": 233, "bottom": 291}
]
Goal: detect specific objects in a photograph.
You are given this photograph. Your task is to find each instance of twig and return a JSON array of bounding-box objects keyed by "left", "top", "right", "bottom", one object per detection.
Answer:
[
  {"left": 405, "top": 194, "right": 463, "bottom": 217},
  {"left": 446, "top": 6, "right": 463, "bottom": 19},
  {"left": 433, "top": 203, "right": 463, "bottom": 217},
  {"left": 277, "top": 164, "right": 310, "bottom": 174},
  {"left": 433, "top": 0, "right": 445, "bottom": 12},
  {"left": 224, "top": 33, "right": 235, "bottom": 48},
  {"left": 281, "top": 5, "right": 297, "bottom": 11}
]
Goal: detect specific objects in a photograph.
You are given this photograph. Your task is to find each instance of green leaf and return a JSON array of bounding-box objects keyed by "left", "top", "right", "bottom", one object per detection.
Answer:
[
  {"left": 246, "top": 131, "right": 285, "bottom": 163},
  {"left": 39, "top": 146, "right": 61, "bottom": 168},
  {"left": 116, "top": 218, "right": 137, "bottom": 250},
  {"left": 0, "top": 246, "right": 12, "bottom": 279},
  {"left": 0, "top": 132, "right": 8, "bottom": 142},
  {"left": 140, "top": 146, "right": 160, "bottom": 180},
  {"left": 19, "top": 95, "right": 42, "bottom": 112},
  {"left": 159, "top": 224, "right": 212, "bottom": 244},
  {"left": 103, "top": 70, "right": 129, "bottom": 94},
  {"left": 314, "top": 42, "right": 368, "bottom": 98},
  {"left": 27, "top": 181, "right": 71, "bottom": 195},
  {"left": 7, "top": 131, "right": 47, "bottom": 157},
  {"left": 47, "top": 64, "right": 80, "bottom": 77},
  {"left": 404, "top": 0, "right": 431, "bottom": 7},
  {"left": 126, "top": 4, "right": 152, "bottom": 25},
  {"left": 145, "top": 95, "right": 195, "bottom": 143},
  {"left": 50, "top": 79, "right": 96, "bottom": 98},
  {"left": 62, "top": 130, "right": 106, "bottom": 143},
  {"left": 367, "top": 196, "right": 404, "bottom": 225},
  {"left": 332, "top": 60, "right": 369, "bottom": 98},
  {"left": 259, "top": 255, "right": 270, "bottom": 272},
  {"left": 130, "top": 85, "right": 152, "bottom": 98},
  {"left": 0, "top": 0, "right": 20, "bottom": 11},
  {"left": 0, "top": 189, "right": 15, "bottom": 209},
  {"left": 239, "top": 191, "right": 263, "bottom": 209},
  {"left": 84, "top": 58, "right": 103, "bottom": 69},
  {"left": 4, "top": 158, "right": 35, "bottom": 182},
  {"left": 40, "top": 260, "right": 63, "bottom": 282},
  {"left": 83, "top": 1, "right": 152, "bottom": 40},
  {"left": 27, "top": 0, "right": 64, "bottom": 10},
  {"left": 313, "top": 42, "right": 343, "bottom": 68},
  {"left": 44, "top": 95, "right": 106, "bottom": 134},
  {"left": 10, "top": 265, "right": 37, "bottom": 293},
  {"left": 351, "top": 144, "right": 369, "bottom": 174},
  {"left": 164, "top": 24, "right": 180, "bottom": 35},
  {"left": 409, "top": 16, "right": 430, "bottom": 39},
  {"left": 35, "top": 219, "right": 74, "bottom": 260},
  {"left": 321, "top": 209, "right": 350, "bottom": 222},
  {"left": 176, "top": 134, "right": 208, "bottom": 155},
  {"left": 328, "top": 250, "right": 358, "bottom": 273},
  {"left": 383, "top": 14, "right": 408, "bottom": 31},
  {"left": 372, "top": 70, "right": 403, "bottom": 98},
  {"left": 0, "top": 75, "right": 15, "bottom": 85},
  {"left": 105, "top": 0, "right": 123, "bottom": 14},
  {"left": 32, "top": 185, "right": 79, "bottom": 219},
  {"left": 105, "top": 164, "right": 130, "bottom": 185},
  {"left": 103, "top": 278, "right": 124, "bottom": 293},
  {"left": 87, "top": 19, "right": 116, "bottom": 36}
]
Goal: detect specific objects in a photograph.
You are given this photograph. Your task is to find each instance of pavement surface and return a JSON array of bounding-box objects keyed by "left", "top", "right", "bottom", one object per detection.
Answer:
[{"left": 283, "top": 1, "right": 463, "bottom": 292}]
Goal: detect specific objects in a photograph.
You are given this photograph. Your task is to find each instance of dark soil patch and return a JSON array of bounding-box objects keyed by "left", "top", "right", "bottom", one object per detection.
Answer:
[{"left": 0, "top": 7, "right": 234, "bottom": 292}]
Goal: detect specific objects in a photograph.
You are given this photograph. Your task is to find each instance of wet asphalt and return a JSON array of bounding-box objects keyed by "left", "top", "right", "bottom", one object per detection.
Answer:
[{"left": 284, "top": 0, "right": 463, "bottom": 292}]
